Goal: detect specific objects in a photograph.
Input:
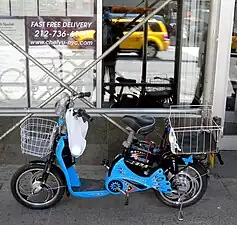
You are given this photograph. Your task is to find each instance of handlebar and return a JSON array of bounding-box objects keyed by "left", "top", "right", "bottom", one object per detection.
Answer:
[
  {"left": 73, "top": 108, "right": 93, "bottom": 123},
  {"left": 70, "top": 92, "right": 93, "bottom": 122},
  {"left": 73, "top": 92, "right": 91, "bottom": 99},
  {"left": 153, "top": 76, "right": 174, "bottom": 83},
  {"left": 71, "top": 92, "right": 91, "bottom": 102}
]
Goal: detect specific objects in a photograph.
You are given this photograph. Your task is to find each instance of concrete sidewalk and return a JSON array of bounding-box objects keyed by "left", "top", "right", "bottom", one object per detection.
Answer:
[{"left": 1, "top": 156, "right": 237, "bottom": 225}]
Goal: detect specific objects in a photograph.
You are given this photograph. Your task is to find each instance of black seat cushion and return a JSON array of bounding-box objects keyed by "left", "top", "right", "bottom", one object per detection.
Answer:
[
  {"left": 121, "top": 115, "right": 156, "bottom": 135},
  {"left": 116, "top": 77, "right": 136, "bottom": 83},
  {"left": 146, "top": 90, "right": 172, "bottom": 97}
]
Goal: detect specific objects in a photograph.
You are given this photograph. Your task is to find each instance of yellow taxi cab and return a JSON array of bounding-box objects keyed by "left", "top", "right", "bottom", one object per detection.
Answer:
[
  {"left": 231, "top": 26, "right": 237, "bottom": 52},
  {"left": 68, "top": 18, "right": 170, "bottom": 58},
  {"left": 232, "top": 35, "right": 237, "bottom": 52}
]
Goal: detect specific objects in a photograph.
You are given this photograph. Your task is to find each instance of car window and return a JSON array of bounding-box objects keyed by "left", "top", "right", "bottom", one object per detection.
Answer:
[
  {"left": 122, "top": 22, "right": 143, "bottom": 32},
  {"left": 149, "top": 22, "right": 161, "bottom": 32}
]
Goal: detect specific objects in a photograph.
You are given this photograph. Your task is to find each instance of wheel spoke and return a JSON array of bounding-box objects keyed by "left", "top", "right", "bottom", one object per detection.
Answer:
[
  {"left": 14, "top": 167, "right": 63, "bottom": 207},
  {"left": 159, "top": 165, "right": 204, "bottom": 205}
]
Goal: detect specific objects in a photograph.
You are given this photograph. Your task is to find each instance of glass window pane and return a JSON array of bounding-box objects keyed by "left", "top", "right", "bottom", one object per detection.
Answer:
[
  {"left": 179, "top": 0, "right": 210, "bottom": 105},
  {"left": 101, "top": 5, "right": 173, "bottom": 108},
  {"left": 0, "top": 18, "right": 27, "bottom": 107},
  {"left": 149, "top": 22, "right": 161, "bottom": 32},
  {"left": 0, "top": 0, "right": 97, "bottom": 109}
]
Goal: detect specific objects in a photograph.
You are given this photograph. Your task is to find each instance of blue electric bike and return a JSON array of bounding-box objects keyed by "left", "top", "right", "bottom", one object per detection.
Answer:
[{"left": 10, "top": 92, "right": 208, "bottom": 220}]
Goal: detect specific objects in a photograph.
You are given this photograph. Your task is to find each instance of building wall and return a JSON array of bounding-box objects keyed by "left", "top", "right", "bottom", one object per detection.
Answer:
[{"left": 0, "top": 116, "right": 164, "bottom": 165}]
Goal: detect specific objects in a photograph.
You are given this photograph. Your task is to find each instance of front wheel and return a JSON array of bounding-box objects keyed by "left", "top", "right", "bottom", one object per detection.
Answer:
[
  {"left": 155, "top": 162, "right": 208, "bottom": 208},
  {"left": 10, "top": 164, "right": 66, "bottom": 209}
]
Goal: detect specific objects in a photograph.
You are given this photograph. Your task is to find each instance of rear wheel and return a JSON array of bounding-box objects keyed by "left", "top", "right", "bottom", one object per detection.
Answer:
[
  {"left": 154, "top": 162, "right": 208, "bottom": 208},
  {"left": 138, "top": 42, "right": 158, "bottom": 58},
  {"left": 11, "top": 164, "right": 66, "bottom": 209}
]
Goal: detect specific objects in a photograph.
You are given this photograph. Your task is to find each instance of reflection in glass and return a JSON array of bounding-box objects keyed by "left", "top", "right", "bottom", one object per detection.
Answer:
[
  {"left": 101, "top": 6, "right": 173, "bottom": 108},
  {"left": 179, "top": 0, "right": 210, "bottom": 105},
  {"left": 0, "top": 1, "right": 97, "bottom": 109},
  {"left": 0, "top": 18, "right": 27, "bottom": 107}
]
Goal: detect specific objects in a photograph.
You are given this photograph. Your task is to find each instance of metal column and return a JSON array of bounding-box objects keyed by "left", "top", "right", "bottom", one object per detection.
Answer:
[
  {"left": 96, "top": 0, "right": 103, "bottom": 108},
  {"left": 202, "top": 0, "right": 221, "bottom": 108},
  {"left": 212, "top": 0, "right": 235, "bottom": 122},
  {"left": 0, "top": 0, "right": 173, "bottom": 141},
  {"left": 213, "top": 0, "right": 236, "bottom": 150},
  {"left": 24, "top": 16, "right": 31, "bottom": 107},
  {"left": 173, "top": 0, "right": 184, "bottom": 104},
  {"left": 141, "top": 0, "right": 148, "bottom": 96}
]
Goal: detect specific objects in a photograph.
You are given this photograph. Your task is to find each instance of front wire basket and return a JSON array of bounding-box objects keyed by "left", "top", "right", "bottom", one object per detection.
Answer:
[
  {"left": 167, "top": 105, "right": 223, "bottom": 155},
  {"left": 20, "top": 117, "right": 58, "bottom": 158}
]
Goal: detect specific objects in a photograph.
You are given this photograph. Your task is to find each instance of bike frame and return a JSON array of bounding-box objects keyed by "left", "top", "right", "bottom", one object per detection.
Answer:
[
  {"left": 55, "top": 135, "right": 111, "bottom": 198},
  {"left": 39, "top": 113, "right": 176, "bottom": 198},
  {"left": 38, "top": 108, "right": 203, "bottom": 201}
]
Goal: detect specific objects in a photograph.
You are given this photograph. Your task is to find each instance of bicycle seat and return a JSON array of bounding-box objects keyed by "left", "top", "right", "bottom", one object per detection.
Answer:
[
  {"left": 116, "top": 77, "right": 136, "bottom": 83},
  {"left": 121, "top": 115, "right": 155, "bottom": 135},
  {"left": 146, "top": 90, "right": 172, "bottom": 97}
]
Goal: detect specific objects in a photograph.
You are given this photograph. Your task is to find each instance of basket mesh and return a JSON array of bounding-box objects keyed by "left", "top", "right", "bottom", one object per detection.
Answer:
[
  {"left": 168, "top": 105, "right": 222, "bottom": 154},
  {"left": 20, "top": 117, "right": 57, "bottom": 158}
]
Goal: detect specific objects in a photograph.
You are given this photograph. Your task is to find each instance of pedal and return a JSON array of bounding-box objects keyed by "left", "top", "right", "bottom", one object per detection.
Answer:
[
  {"left": 116, "top": 187, "right": 129, "bottom": 206},
  {"left": 101, "top": 159, "right": 110, "bottom": 169}
]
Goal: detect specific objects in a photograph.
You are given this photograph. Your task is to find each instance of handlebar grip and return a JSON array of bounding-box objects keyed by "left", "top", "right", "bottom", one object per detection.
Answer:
[
  {"left": 84, "top": 92, "right": 91, "bottom": 97},
  {"left": 77, "top": 109, "right": 93, "bottom": 122},
  {"left": 79, "top": 92, "right": 91, "bottom": 98}
]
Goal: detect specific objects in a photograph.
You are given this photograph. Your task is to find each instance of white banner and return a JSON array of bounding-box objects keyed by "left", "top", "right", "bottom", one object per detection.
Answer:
[
  {"left": 0, "top": 0, "right": 10, "bottom": 16},
  {"left": 11, "top": 0, "right": 37, "bottom": 16},
  {"left": 0, "top": 19, "right": 25, "bottom": 46}
]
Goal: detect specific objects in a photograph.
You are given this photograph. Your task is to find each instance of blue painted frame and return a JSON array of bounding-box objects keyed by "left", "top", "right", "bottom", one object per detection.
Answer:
[
  {"left": 55, "top": 135, "right": 172, "bottom": 198},
  {"left": 54, "top": 117, "right": 196, "bottom": 199}
]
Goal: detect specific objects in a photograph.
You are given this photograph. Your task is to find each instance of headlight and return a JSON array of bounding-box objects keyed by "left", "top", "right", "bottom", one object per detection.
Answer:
[{"left": 55, "top": 92, "right": 70, "bottom": 116}]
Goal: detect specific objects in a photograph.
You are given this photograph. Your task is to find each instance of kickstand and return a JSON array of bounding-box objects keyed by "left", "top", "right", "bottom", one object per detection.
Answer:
[
  {"left": 124, "top": 192, "right": 129, "bottom": 206},
  {"left": 177, "top": 194, "right": 184, "bottom": 221}
]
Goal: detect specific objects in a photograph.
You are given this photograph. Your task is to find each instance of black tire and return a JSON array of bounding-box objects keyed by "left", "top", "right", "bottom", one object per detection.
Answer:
[
  {"left": 138, "top": 42, "right": 158, "bottom": 58},
  {"left": 11, "top": 164, "right": 66, "bottom": 209},
  {"left": 154, "top": 162, "right": 208, "bottom": 208}
]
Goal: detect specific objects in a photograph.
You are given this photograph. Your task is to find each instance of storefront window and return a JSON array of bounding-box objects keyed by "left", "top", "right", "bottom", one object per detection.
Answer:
[
  {"left": 100, "top": 0, "right": 210, "bottom": 108},
  {"left": 0, "top": 0, "right": 96, "bottom": 108},
  {"left": 101, "top": 2, "right": 177, "bottom": 108},
  {"left": 0, "top": 0, "right": 212, "bottom": 111},
  {"left": 179, "top": 0, "right": 210, "bottom": 105}
]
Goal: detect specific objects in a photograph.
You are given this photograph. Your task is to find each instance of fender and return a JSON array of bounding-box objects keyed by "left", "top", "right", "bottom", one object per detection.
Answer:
[
  {"left": 159, "top": 152, "right": 208, "bottom": 175},
  {"left": 147, "top": 36, "right": 162, "bottom": 50}
]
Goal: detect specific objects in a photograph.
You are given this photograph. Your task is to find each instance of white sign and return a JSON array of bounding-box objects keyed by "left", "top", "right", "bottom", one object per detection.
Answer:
[
  {"left": 39, "top": 0, "right": 66, "bottom": 16},
  {"left": 67, "top": 0, "right": 94, "bottom": 17},
  {"left": 0, "top": 0, "right": 10, "bottom": 16},
  {"left": 0, "top": 19, "right": 25, "bottom": 46},
  {"left": 11, "top": 0, "right": 37, "bottom": 16}
]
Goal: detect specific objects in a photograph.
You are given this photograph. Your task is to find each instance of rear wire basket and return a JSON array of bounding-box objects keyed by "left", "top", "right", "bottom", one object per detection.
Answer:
[
  {"left": 20, "top": 117, "right": 58, "bottom": 158},
  {"left": 167, "top": 105, "right": 223, "bottom": 155}
]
